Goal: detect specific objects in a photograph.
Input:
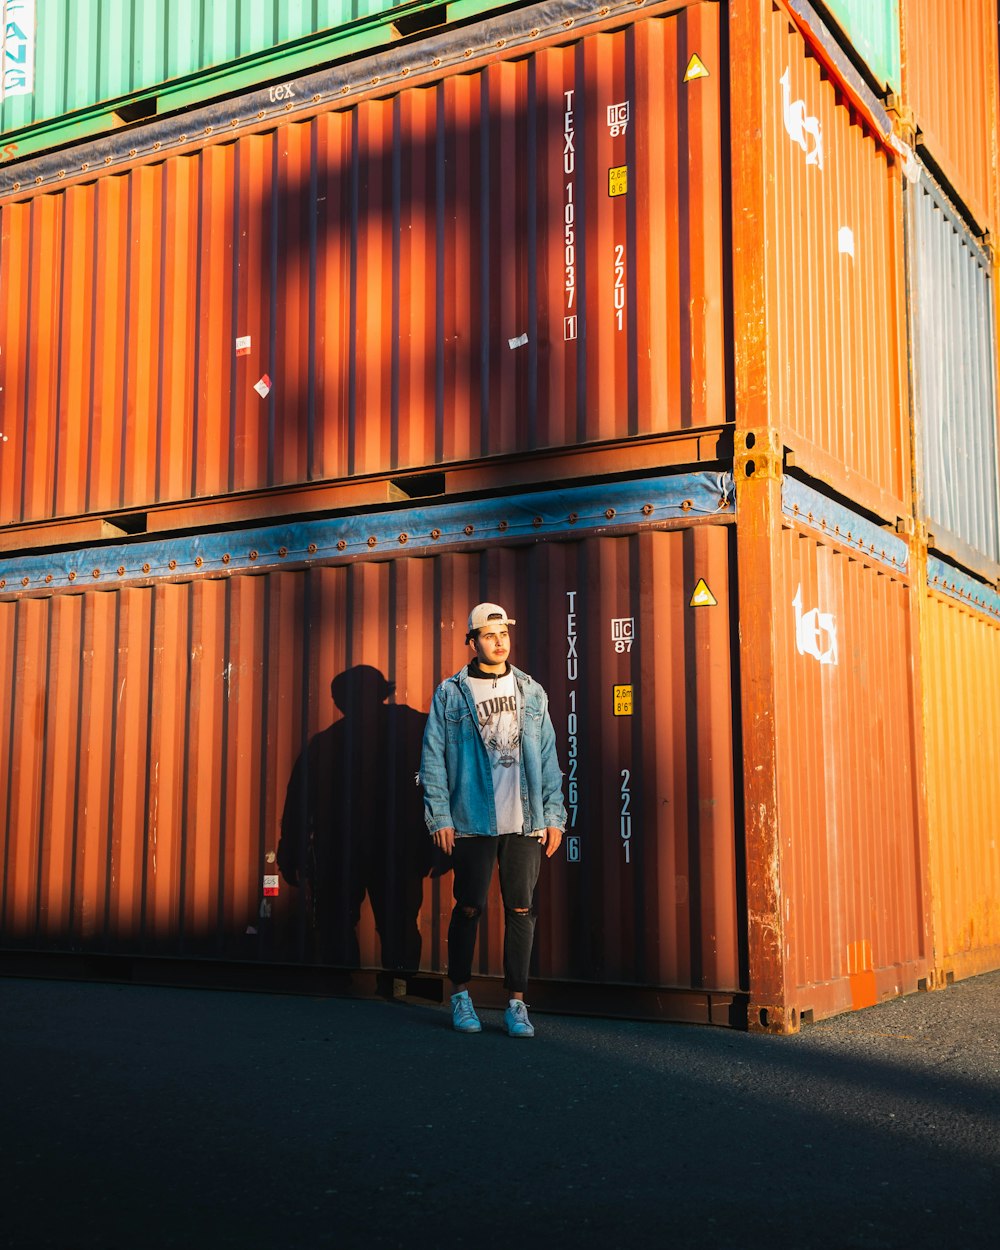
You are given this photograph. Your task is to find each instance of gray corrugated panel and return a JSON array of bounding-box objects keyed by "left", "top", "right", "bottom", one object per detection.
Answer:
[{"left": 908, "top": 170, "right": 1000, "bottom": 567}]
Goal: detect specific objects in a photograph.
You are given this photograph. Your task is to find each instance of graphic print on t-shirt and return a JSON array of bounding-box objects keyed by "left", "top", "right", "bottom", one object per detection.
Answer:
[
  {"left": 475, "top": 692, "right": 519, "bottom": 767},
  {"left": 467, "top": 669, "right": 523, "bottom": 834}
]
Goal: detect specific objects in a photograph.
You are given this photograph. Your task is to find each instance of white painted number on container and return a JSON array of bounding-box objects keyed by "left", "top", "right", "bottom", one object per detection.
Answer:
[
  {"left": 620, "top": 769, "right": 632, "bottom": 864},
  {"left": 612, "top": 617, "right": 634, "bottom": 653},
  {"left": 793, "top": 584, "right": 838, "bottom": 665},
  {"left": 563, "top": 91, "right": 577, "bottom": 340},
  {"left": 565, "top": 591, "right": 580, "bottom": 853},
  {"left": 607, "top": 101, "right": 629, "bottom": 137},
  {"left": 779, "top": 67, "right": 823, "bottom": 170},
  {"left": 613, "top": 244, "right": 625, "bottom": 331}
]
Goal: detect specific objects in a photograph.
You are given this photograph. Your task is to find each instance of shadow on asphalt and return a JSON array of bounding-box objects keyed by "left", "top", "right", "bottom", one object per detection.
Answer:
[{"left": 2, "top": 971, "right": 998, "bottom": 1249}]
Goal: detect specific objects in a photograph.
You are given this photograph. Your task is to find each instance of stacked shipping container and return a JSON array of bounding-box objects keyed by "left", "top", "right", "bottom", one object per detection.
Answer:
[
  {"left": 0, "top": 0, "right": 997, "bottom": 1030},
  {"left": 812, "top": 0, "right": 1000, "bottom": 999},
  {"left": 0, "top": 1, "right": 727, "bottom": 528},
  {"left": 901, "top": 0, "right": 1000, "bottom": 996},
  {"left": 0, "top": 2, "right": 516, "bottom": 160}
]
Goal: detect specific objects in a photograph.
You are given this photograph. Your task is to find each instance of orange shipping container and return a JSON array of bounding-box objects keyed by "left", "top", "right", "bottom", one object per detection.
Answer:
[
  {"left": 921, "top": 558, "right": 1000, "bottom": 984},
  {"left": 0, "top": 0, "right": 914, "bottom": 538},
  {"left": 0, "top": 466, "right": 934, "bottom": 1028},
  {"left": 768, "top": 481, "right": 928, "bottom": 1023},
  {"left": 0, "top": 0, "right": 727, "bottom": 529},
  {"left": 757, "top": 0, "right": 911, "bottom": 521},
  {"left": 901, "top": 0, "right": 1000, "bottom": 234},
  {"left": 0, "top": 473, "right": 744, "bottom": 1023}
]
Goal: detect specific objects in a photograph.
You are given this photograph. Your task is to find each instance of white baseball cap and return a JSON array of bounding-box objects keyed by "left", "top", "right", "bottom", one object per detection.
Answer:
[{"left": 467, "top": 602, "right": 516, "bottom": 637}]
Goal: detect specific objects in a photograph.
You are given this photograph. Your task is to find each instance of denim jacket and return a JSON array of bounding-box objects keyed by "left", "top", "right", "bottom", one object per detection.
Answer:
[{"left": 419, "top": 664, "right": 567, "bottom": 838}]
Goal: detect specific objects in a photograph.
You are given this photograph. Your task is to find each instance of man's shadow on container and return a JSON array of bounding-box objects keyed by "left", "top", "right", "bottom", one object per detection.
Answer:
[{"left": 276, "top": 666, "right": 439, "bottom": 974}]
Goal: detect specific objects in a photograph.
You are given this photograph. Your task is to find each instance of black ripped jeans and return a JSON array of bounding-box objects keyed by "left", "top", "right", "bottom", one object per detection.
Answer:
[{"left": 448, "top": 834, "right": 543, "bottom": 994}]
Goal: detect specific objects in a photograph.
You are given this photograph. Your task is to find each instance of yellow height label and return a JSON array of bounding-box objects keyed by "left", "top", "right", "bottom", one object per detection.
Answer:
[
  {"left": 608, "top": 165, "right": 628, "bottom": 197},
  {"left": 613, "top": 684, "right": 633, "bottom": 716}
]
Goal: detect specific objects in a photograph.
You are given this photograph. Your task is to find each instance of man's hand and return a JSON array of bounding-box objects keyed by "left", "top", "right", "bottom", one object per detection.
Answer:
[
  {"left": 541, "top": 827, "right": 563, "bottom": 858},
  {"left": 431, "top": 827, "right": 456, "bottom": 855}
]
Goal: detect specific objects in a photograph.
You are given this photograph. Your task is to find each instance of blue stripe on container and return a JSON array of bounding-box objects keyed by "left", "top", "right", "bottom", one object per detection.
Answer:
[{"left": 0, "top": 470, "right": 735, "bottom": 595}]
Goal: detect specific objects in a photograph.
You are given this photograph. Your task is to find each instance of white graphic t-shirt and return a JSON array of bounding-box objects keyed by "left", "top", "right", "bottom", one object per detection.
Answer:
[{"left": 467, "top": 668, "right": 523, "bottom": 834}]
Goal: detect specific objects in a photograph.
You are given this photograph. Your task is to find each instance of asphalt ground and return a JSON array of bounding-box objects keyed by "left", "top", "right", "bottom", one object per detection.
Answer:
[{"left": 2, "top": 970, "right": 998, "bottom": 1250}]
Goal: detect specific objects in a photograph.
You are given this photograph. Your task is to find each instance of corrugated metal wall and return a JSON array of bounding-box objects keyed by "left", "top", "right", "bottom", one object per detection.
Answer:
[
  {"left": 4, "top": 0, "right": 997, "bottom": 1029},
  {"left": 821, "top": 0, "right": 900, "bottom": 91},
  {"left": 0, "top": 1, "right": 449, "bottom": 134},
  {"left": 762, "top": 0, "right": 910, "bottom": 520},
  {"left": 901, "top": 0, "right": 999, "bottom": 234},
  {"left": 908, "top": 169, "right": 1000, "bottom": 568},
  {"left": 0, "top": 2, "right": 726, "bottom": 527},
  {"left": 0, "top": 520, "right": 742, "bottom": 995},
  {"left": 773, "top": 487, "right": 927, "bottom": 1016},
  {"left": 922, "top": 567, "right": 1000, "bottom": 981}
]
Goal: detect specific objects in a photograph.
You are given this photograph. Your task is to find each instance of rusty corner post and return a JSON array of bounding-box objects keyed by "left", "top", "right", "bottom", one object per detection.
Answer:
[{"left": 728, "top": 0, "right": 795, "bottom": 1033}]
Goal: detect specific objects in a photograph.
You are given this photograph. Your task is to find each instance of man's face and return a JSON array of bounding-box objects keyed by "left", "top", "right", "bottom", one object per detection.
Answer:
[{"left": 473, "top": 625, "right": 511, "bottom": 670}]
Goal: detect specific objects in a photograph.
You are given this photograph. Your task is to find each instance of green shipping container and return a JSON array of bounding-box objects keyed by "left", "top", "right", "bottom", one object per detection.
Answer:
[
  {"left": 0, "top": 0, "right": 500, "bottom": 155},
  {"left": 819, "top": 0, "right": 900, "bottom": 91}
]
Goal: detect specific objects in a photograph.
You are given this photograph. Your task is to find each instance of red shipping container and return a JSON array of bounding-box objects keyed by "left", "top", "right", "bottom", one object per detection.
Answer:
[{"left": 0, "top": 1, "right": 727, "bottom": 528}]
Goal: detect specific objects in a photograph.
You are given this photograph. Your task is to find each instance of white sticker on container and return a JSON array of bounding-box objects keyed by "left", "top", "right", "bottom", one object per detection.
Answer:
[
  {"left": 611, "top": 617, "right": 635, "bottom": 653},
  {"left": 838, "top": 226, "right": 855, "bottom": 258},
  {"left": 254, "top": 374, "right": 271, "bottom": 398},
  {"left": 236, "top": 335, "right": 252, "bottom": 356},
  {"left": 888, "top": 132, "right": 921, "bottom": 184},
  {"left": 508, "top": 332, "right": 528, "bottom": 350},
  {"left": 607, "top": 101, "right": 630, "bottom": 136},
  {"left": 263, "top": 874, "right": 279, "bottom": 896}
]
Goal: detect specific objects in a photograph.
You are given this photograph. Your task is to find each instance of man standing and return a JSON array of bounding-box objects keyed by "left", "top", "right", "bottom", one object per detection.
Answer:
[{"left": 420, "top": 602, "right": 567, "bottom": 1036}]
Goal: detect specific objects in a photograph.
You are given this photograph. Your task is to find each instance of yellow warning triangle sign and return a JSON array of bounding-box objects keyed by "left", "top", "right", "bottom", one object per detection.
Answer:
[
  {"left": 690, "top": 578, "right": 718, "bottom": 608},
  {"left": 684, "top": 53, "right": 710, "bottom": 82}
]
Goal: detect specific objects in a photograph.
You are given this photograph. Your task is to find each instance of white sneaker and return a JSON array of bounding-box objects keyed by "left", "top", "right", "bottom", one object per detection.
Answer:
[
  {"left": 451, "top": 990, "right": 482, "bottom": 1033},
  {"left": 504, "top": 999, "right": 535, "bottom": 1038}
]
